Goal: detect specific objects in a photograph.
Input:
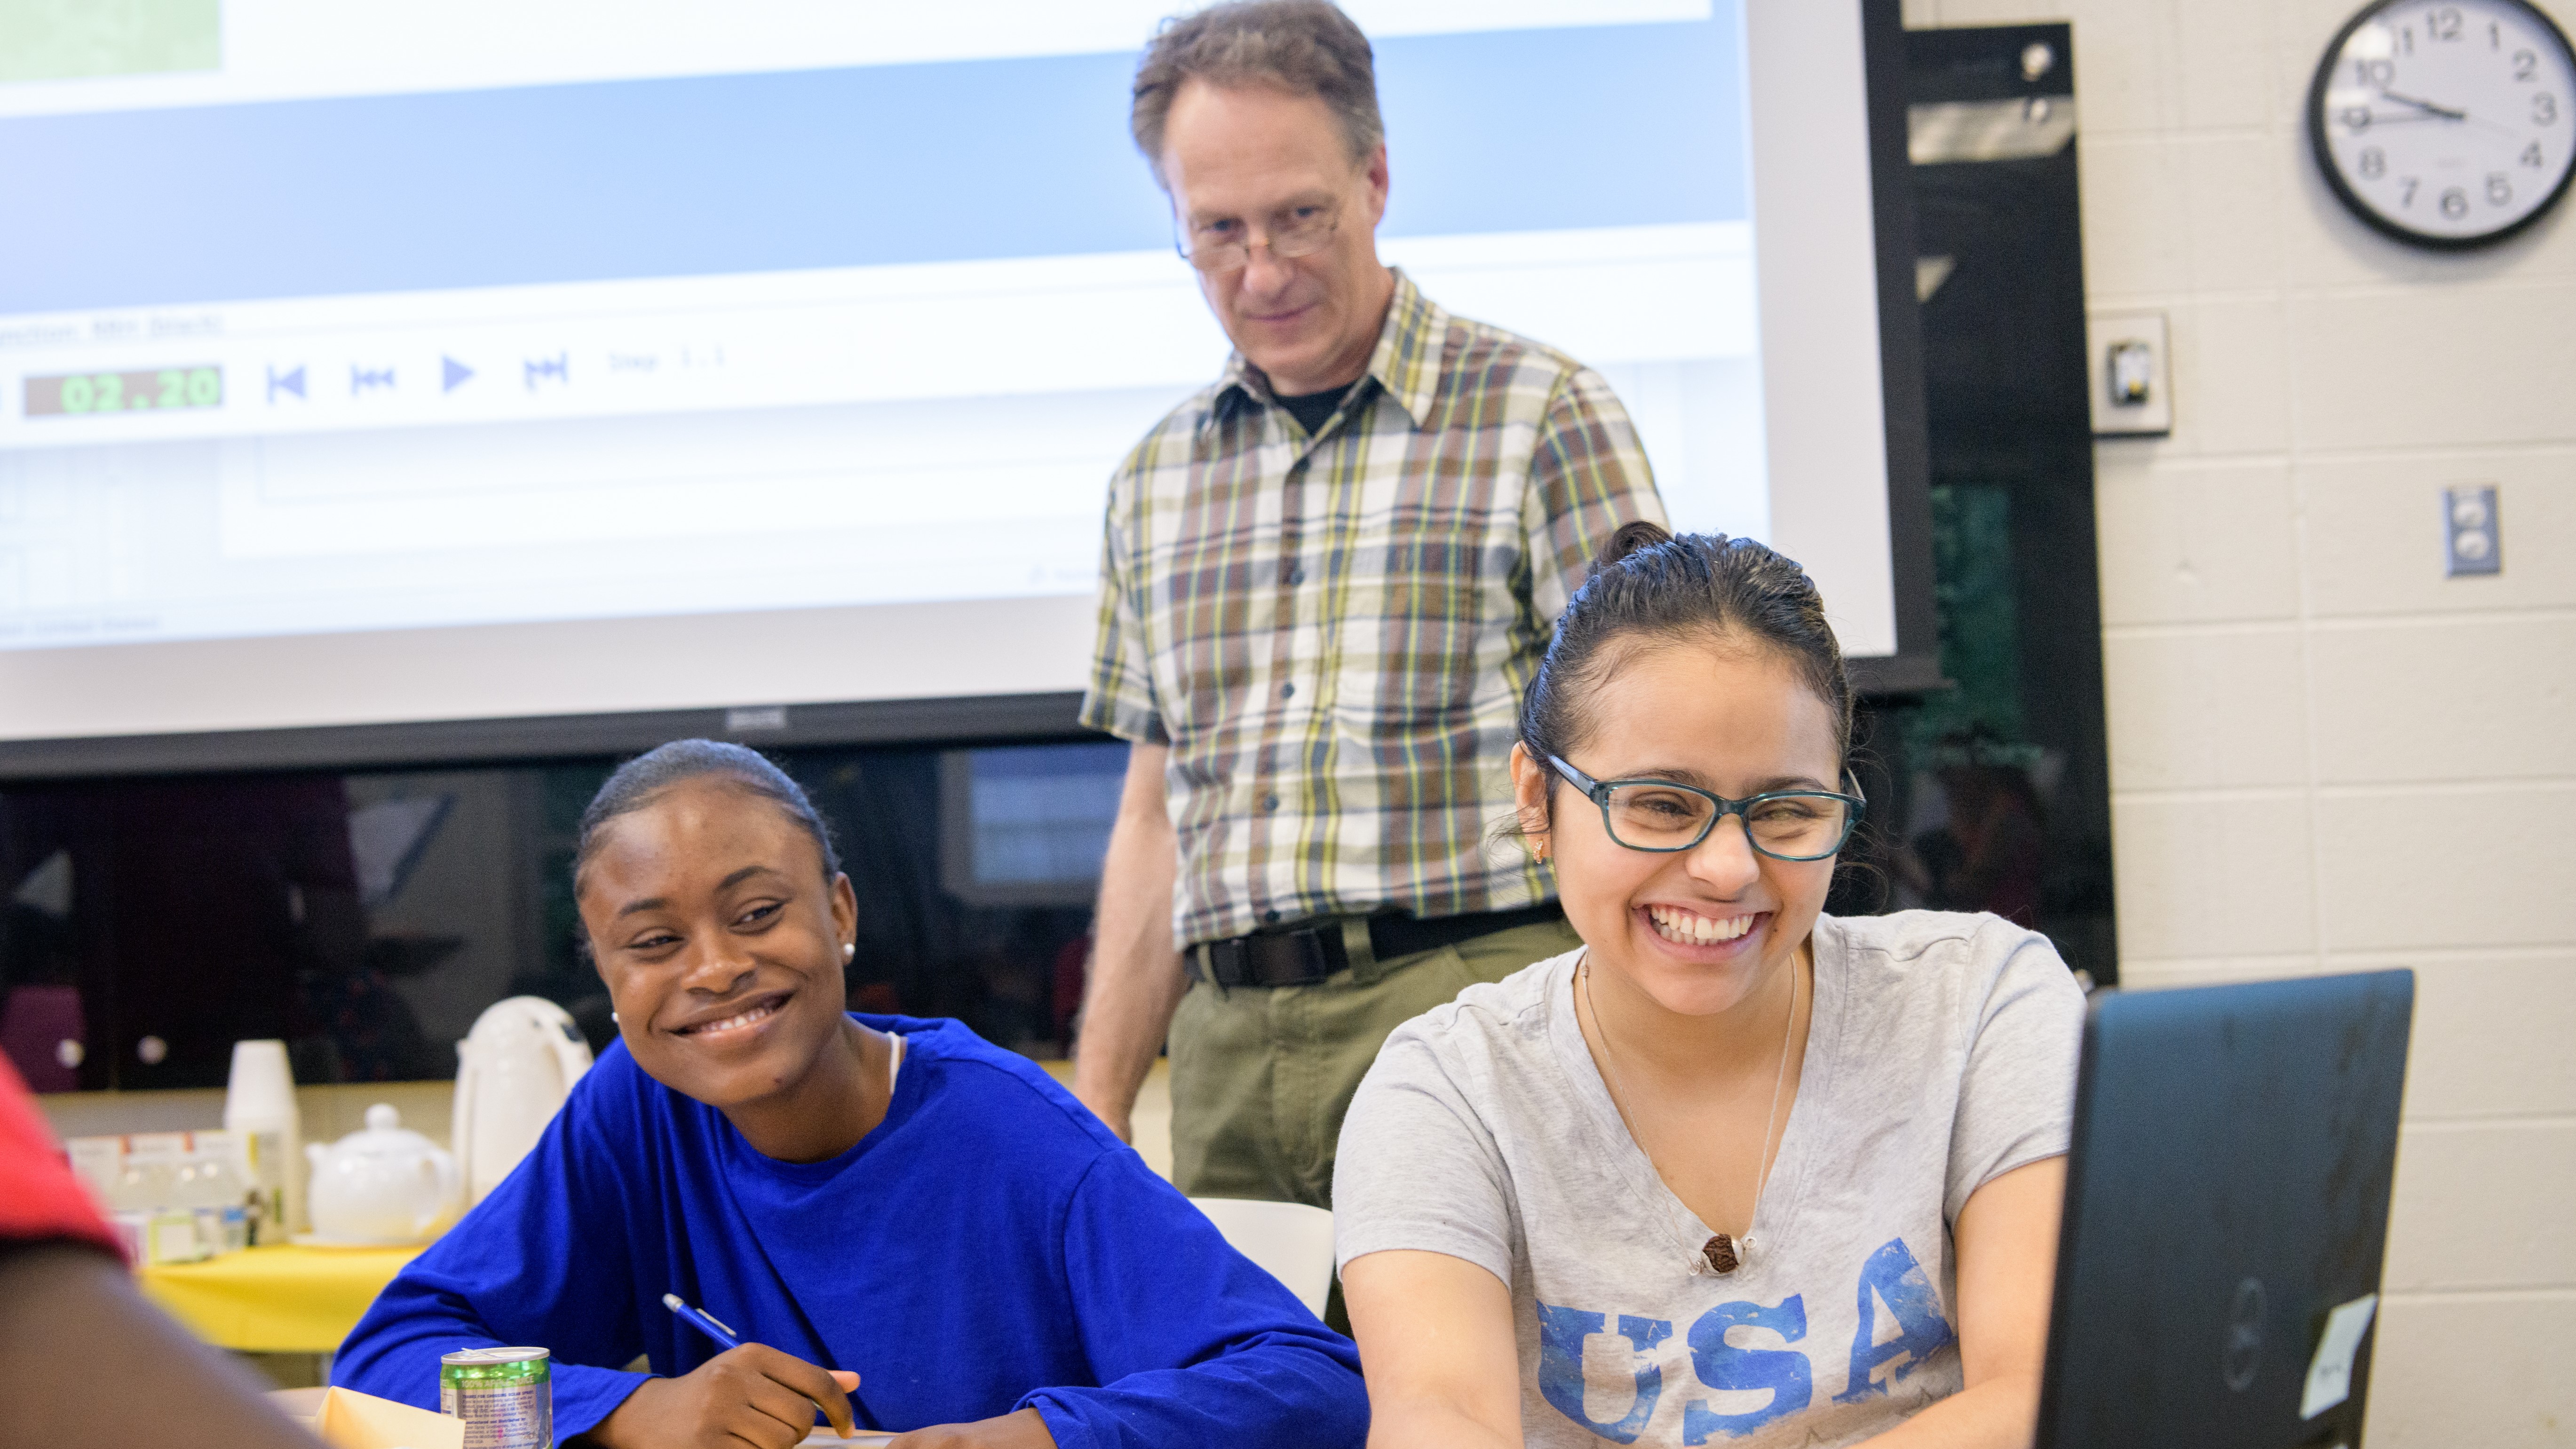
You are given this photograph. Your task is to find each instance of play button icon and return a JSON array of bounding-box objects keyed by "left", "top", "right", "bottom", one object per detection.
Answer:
[{"left": 442, "top": 356, "right": 475, "bottom": 393}]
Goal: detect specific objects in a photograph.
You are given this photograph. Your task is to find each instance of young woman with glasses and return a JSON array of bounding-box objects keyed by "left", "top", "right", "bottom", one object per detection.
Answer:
[{"left": 1333, "top": 524, "right": 2084, "bottom": 1449}]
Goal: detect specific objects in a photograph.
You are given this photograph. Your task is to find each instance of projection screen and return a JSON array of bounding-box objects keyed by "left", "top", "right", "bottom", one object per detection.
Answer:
[{"left": 0, "top": 0, "right": 1929, "bottom": 770}]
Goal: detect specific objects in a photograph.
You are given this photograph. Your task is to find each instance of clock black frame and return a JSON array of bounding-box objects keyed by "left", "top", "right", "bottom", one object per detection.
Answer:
[{"left": 2307, "top": 0, "right": 2576, "bottom": 250}]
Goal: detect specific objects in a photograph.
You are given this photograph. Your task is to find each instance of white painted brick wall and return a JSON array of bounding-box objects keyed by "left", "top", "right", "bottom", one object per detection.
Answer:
[{"left": 1905, "top": 1, "right": 2576, "bottom": 1442}]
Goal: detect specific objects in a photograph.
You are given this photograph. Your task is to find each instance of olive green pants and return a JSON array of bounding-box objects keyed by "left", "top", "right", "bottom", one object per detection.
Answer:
[
  {"left": 1170, "top": 916, "right": 1581, "bottom": 1330},
  {"left": 1169, "top": 915, "right": 1584, "bottom": 1210}
]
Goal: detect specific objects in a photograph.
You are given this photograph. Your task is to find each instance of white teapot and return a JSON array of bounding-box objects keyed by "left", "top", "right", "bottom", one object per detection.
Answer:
[{"left": 304, "top": 1104, "right": 460, "bottom": 1245}]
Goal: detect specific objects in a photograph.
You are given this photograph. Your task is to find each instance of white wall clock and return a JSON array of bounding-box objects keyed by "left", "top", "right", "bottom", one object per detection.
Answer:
[{"left": 2310, "top": 0, "right": 2576, "bottom": 247}]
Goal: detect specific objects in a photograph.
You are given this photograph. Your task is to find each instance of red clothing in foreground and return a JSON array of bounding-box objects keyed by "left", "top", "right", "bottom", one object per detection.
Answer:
[{"left": 0, "top": 1052, "right": 119, "bottom": 1259}]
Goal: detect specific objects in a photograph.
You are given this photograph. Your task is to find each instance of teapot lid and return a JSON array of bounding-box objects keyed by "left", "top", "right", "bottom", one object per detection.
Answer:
[{"left": 325, "top": 1103, "right": 445, "bottom": 1159}]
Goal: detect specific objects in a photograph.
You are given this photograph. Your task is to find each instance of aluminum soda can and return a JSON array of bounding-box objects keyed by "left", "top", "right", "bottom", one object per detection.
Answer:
[{"left": 439, "top": 1346, "right": 552, "bottom": 1449}]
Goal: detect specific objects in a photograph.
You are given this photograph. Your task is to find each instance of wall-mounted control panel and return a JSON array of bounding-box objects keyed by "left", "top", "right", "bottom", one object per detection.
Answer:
[{"left": 2086, "top": 310, "right": 2171, "bottom": 436}]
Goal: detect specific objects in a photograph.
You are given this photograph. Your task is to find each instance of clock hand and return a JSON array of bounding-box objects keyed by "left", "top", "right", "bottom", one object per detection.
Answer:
[
  {"left": 2378, "top": 87, "right": 2468, "bottom": 120},
  {"left": 2367, "top": 88, "right": 2515, "bottom": 136}
]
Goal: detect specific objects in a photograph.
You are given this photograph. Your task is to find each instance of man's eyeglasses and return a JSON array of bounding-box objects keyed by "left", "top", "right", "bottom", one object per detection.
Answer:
[
  {"left": 1174, "top": 203, "right": 1342, "bottom": 273},
  {"left": 1547, "top": 755, "right": 1865, "bottom": 862}
]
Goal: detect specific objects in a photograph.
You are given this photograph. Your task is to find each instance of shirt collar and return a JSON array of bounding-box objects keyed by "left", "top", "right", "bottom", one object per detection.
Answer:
[{"left": 1209, "top": 268, "right": 1443, "bottom": 432}]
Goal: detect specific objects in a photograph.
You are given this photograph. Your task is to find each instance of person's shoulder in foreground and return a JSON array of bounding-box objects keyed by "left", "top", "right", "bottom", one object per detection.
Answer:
[
  {"left": 0, "top": 1052, "right": 123, "bottom": 1257},
  {"left": 0, "top": 1054, "right": 323, "bottom": 1447}
]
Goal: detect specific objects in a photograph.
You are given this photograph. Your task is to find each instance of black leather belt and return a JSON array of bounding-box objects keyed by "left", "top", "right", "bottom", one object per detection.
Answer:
[{"left": 1186, "top": 900, "right": 1566, "bottom": 990}]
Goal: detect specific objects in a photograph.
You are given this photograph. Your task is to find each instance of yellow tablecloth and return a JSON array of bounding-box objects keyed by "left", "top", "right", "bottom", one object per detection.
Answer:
[{"left": 139, "top": 1244, "right": 424, "bottom": 1353}]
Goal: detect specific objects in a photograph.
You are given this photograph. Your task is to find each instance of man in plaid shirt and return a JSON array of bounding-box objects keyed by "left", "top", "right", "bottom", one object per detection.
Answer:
[{"left": 1073, "top": 0, "right": 1666, "bottom": 1265}]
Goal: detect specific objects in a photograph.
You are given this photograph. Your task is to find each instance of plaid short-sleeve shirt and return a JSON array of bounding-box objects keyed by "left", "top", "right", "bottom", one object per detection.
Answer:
[{"left": 1081, "top": 271, "right": 1665, "bottom": 949}]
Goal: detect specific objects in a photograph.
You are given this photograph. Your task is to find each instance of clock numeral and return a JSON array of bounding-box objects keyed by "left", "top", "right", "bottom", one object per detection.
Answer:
[
  {"left": 2524, "top": 141, "right": 2547, "bottom": 167},
  {"left": 2514, "top": 48, "right": 2538, "bottom": 80},
  {"left": 2343, "top": 104, "right": 2373, "bottom": 132},
  {"left": 2426, "top": 6, "right": 2462, "bottom": 41},
  {"left": 2401, "top": 176, "right": 2420, "bottom": 207},
  {"left": 2354, "top": 57, "right": 2395, "bottom": 87},
  {"left": 2360, "top": 145, "right": 2387, "bottom": 178},
  {"left": 2539, "top": 93, "right": 2560, "bottom": 124},
  {"left": 2440, "top": 186, "right": 2470, "bottom": 218},
  {"left": 2399, "top": 25, "right": 2415, "bottom": 55},
  {"left": 2488, "top": 172, "right": 2513, "bottom": 206}
]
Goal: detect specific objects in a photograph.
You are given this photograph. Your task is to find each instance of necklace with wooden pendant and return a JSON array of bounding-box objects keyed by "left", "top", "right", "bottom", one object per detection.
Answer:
[{"left": 1582, "top": 951, "right": 1797, "bottom": 1278}]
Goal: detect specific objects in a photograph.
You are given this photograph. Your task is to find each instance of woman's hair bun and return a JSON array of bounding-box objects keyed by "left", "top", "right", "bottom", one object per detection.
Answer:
[
  {"left": 1522, "top": 524, "right": 1854, "bottom": 779},
  {"left": 1594, "top": 519, "right": 1675, "bottom": 573}
]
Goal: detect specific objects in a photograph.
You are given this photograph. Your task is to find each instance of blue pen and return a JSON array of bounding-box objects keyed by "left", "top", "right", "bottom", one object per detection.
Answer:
[
  {"left": 662, "top": 1291, "right": 875, "bottom": 1433},
  {"left": 661, "top": 1292, "right": 742, "bottom": 1350}
]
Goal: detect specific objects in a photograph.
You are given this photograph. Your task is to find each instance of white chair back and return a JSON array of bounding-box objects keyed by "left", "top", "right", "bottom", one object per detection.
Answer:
[{"left": 1189, "top": 1196, "right": 1336, "bottom": 1317}]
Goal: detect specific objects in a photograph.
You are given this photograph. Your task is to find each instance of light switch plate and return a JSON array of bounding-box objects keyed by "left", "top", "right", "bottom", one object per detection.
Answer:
[
  {"left": 2087, "top": 310, "right": 2172, "bottom": 436},
  {"left": 2445, "top": 485, "right": 2502, "bottom": 577}
]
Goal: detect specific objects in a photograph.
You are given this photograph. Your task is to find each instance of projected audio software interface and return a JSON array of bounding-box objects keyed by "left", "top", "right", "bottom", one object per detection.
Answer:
[
  {"left": 0, "top": 222, "right": 1744, "bottom": 447},
  {"left": 0, "top": 237, "right": 1767, "bottom": 648}
]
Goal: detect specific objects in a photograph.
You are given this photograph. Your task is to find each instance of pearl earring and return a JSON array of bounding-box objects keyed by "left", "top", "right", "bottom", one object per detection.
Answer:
[{"left": 843, "top": 942, "right": 856, "bottom": 961}]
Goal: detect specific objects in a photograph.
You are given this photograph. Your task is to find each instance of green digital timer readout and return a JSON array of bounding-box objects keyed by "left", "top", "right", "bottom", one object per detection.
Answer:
[{"left": 25, "top": 365, "right": 223, "bottom": 417}]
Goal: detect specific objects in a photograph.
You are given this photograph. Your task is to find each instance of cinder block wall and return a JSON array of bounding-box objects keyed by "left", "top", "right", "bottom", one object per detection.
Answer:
[{"left": 1899, "top": 1, "right": 2576, "bottom": 1442}]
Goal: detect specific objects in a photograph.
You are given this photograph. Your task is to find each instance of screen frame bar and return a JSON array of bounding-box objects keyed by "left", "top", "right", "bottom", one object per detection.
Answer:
[
  {"left": 0, "top": 651, "right": 1943, "bottom": 782},
  {"left": 1859, "top": 0, "right": 1941, "bottom": 675}
]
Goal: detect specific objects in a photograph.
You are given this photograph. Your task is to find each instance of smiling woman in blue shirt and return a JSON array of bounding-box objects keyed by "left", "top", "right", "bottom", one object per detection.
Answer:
[{"left": 334, "top": 739, "right": 1367, "bottom": 1449}]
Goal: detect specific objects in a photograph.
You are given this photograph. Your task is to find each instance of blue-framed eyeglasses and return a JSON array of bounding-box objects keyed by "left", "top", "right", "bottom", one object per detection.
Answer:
[{"left": 1547, "top": 755, "right": 1865, "bottom": 862}]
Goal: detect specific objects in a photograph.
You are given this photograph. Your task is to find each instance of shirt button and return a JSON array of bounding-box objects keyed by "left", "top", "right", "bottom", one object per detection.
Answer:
[
  {"left": 1262, "top": 794, "right": 1281, "bottom": 811},
  {"left": 1280, "top": 681, "right": 1295, "bottom": 698},
  {"left": 1287, "top": 567, "right": 1306, "bottom": 585},
  {"left": 1264, "top": 909, "right": 1282, "bottom": 924}
]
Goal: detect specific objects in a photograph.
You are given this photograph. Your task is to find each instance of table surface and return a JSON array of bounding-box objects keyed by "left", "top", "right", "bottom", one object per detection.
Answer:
[
  {"left": 142, "top": 1243, "right": 426, "bottom": 1354},
  {"left": 267, "top": 1389, "right": 893, "bottom": 1446}
]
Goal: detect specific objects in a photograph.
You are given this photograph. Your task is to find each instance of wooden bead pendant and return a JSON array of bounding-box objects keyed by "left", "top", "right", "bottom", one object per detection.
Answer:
[{"left": 1703, "top": 1234, "right": 1741, "bottom": 1275}]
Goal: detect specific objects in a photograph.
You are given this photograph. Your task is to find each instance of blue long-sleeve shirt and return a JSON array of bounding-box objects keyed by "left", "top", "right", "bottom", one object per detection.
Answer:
[{"left": 336, "top": 1015, "right": 1367, "bottom": 1448}]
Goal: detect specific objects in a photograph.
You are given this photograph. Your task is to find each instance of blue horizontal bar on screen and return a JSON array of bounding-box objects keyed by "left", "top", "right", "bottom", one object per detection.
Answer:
[{"left": 0, "top": 16, "right": 1744, "bottom": 316}]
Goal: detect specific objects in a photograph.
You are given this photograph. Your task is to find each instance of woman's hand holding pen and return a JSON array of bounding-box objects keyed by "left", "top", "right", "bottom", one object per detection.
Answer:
[{"left": 588, "top": 1344, "right": 862, "bottom": 1449}]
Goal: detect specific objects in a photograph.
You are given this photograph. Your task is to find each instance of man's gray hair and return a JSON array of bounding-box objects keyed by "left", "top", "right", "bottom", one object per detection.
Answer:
[{"left": 1131, "top": 0, "right": 1384, "bottom": 183}]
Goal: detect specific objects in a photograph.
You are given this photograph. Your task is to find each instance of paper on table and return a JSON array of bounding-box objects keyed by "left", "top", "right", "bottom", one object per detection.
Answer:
[
  {"left": 2300, "top": 1292, "right": 2380, "bottom": 1420},
  {"left": 798, "top": 1433, "right": 898, "bottom": 1447},
  {"left": 310, "top": 1386, "right": 467, "bottom": 1449}
]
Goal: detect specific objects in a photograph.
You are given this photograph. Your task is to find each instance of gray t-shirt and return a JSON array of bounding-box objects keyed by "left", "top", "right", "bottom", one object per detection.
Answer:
[{"left": 1334, "top": 911, "right": 2085, "bottom": 1448}]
